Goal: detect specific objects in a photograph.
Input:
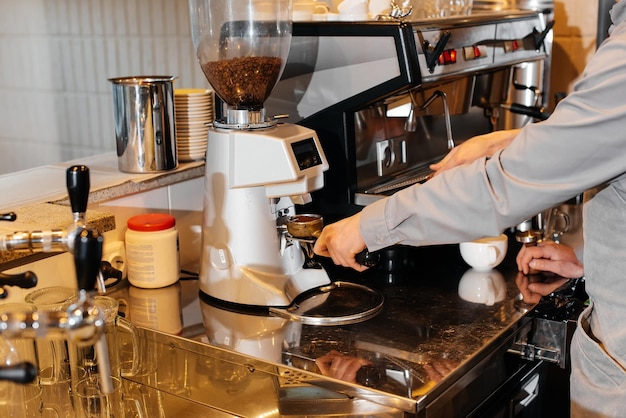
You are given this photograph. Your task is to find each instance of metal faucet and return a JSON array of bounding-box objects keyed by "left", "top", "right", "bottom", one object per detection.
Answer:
[
  {"left": 0, "top": 165, "right": 120, "bottom": 292},
  {"left": 0, "top": 228, "right": 114, "bottom": 393},
  {"left": 0, "top": 165, "right": 90, "bottom": 254},
  {"left": 405, "top": 90, "right": 455, "bottom": 149},
  {"left": 0, "top": 165, "right": 114, "bottom": 392}
]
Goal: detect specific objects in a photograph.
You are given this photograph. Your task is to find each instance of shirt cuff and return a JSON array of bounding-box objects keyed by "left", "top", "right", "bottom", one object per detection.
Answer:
[{"left": 359, "top": 198, "right": 395, "bottom": 251}]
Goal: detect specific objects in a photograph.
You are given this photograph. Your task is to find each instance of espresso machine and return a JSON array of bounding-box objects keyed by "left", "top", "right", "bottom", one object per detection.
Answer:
[
  {"left": 265, "top": 7, "right": 554, "bottom": 219},
  {"left": 189, "top": 0, "right": 333, "bottom": 308}
]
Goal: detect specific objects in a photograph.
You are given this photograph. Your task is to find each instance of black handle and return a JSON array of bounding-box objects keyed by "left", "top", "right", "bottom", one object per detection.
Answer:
[
  {"left": 525, "top": 20, "right": 555, "bottom": 50},
  {"left": 0, "top": 271, "right": 38, "bottom": 289},
  {"left": 67, "top": 165, "right": 90, "bottom": 215},
  {"left": 0, "top": 362, "right": 37, "bottom": 384},
  {"left": 503, "top": 103, "right": 550, "bottom": 121},
  {"left": 0, "top": 212, "right": 16, "bottom": 222},
  {"left": 100, "top": 261, "right": 123, "bottom": 281},
  {"left": 423, "top": 31, "right": 451, "bottom": 74},
  {"left": 74, "top": 228, "right": 103, "bottom": 291},
  {"left": 355, "top": 249, "right": 380, "bottom": 268}
]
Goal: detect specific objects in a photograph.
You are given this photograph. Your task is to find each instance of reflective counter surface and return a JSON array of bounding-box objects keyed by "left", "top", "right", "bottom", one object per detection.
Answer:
[{"left": 107, "top": 236, "right": 538, "bottom": 417}]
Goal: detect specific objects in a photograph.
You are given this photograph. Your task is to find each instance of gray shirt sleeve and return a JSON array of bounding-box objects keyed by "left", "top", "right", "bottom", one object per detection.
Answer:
[{"left": 359, "top": 17, "right": 626, "bottom": 251}]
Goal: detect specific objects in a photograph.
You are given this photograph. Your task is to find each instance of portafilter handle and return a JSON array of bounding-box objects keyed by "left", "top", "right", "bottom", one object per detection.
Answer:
[{"left": 355, "top": 249, "right": 380, "bottom": 268}]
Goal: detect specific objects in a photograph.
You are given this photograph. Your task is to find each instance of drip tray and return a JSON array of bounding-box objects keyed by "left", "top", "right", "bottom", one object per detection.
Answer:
[
  {"left": 200, "top": 281, "right": 384, "bottom": 326},
  {"left": 356, "top": 165, "right": 435, "bottom": 206}
]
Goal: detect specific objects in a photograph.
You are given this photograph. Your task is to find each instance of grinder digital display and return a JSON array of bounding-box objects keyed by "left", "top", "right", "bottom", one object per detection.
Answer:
[{"left": 291, "top": 137, "right": 323, "bottom": 170}]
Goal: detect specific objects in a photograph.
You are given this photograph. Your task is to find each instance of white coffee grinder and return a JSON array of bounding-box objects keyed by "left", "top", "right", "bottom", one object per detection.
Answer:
[{"left": 189, "top": 0, "right": 333, "bottom": 308}]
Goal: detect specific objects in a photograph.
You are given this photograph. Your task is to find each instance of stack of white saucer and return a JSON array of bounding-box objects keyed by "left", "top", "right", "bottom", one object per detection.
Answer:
[{"left": 174, "top": 89, "right": 214, "bottom": 162}]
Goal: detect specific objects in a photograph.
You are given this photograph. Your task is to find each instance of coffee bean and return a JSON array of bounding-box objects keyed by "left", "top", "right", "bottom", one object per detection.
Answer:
[{"left": 201, "top": 56, "right": 283, "bottom": 108}]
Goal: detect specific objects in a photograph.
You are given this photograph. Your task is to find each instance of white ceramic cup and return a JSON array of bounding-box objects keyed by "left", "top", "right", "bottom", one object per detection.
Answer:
[
  {"left": 458, "top": 268, "right": 507, "bottom": 306},
  {"left": 293, "top": 0, "right": 330, "bottom": 21},
  {"left": 337, "top": 0, "right": 369, "bottom": 20},
  {"left": 459, "top": 234, "right": 508, "bottom": 271},
  {"left": 368, "top": 0, "right": 391, "bottom": 16}
]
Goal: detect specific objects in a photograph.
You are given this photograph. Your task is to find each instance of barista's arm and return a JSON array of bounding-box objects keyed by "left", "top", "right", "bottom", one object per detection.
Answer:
[
  {"left": 429, "top": 129, "right": 521, "bottom": 175},
  {"left": 316, "top": 12, "right": 626, "bottom": 269},
  {"left": 359, "top": 34, "right": 626, "bottom": 251}
]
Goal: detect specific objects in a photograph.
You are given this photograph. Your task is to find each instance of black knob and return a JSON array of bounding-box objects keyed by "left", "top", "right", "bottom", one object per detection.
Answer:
[
  {"left": 67, "top": 165, "right": 90, "bottom": 215},
  {"left": 0, "top": 271, "right": 38, "bottom": 289},
  {"left": 504, "top": 103, "right": 550, "bottom": 121},
  {"left": 0, "top": 362, "right": 37, "bottom": 384},
  {"left": 0, "top": 212, "right": 17, "bottom": 222},
  {"left": 74, "top": 228, "right": 103, "bottom": 292},
  {"left": 100, "top": 260, "right": 123, "bottom": 285}
]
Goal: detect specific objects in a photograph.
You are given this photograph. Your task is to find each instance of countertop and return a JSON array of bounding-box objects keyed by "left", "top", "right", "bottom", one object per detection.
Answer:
[{"left": 107, "top": 235, "right": 538, "bottom": 416}]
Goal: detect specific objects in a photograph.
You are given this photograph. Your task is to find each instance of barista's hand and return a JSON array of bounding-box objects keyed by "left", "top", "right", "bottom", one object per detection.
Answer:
[
  {"left": 515, "top": 272, "right": 569, "bottom": 304},
  {"left": 429, "top": 129, "right": 520, "bottom": 175},
  {"left": 313, "top": 213, "right": 369, "bottom": 272},
  {"left": 516, "top": 241, "right": 584, "bottom": 278},
  {"left": 422, "top": 358, "right": 457, "bottom": 383},
  {"left": 315, "top": 350, "right": 373, "bottom": 383}
]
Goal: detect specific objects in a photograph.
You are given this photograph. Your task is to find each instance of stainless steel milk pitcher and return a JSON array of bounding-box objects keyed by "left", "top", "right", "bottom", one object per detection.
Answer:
[{"left": 109, "top": 76, "right": 178, "bottom": 173}]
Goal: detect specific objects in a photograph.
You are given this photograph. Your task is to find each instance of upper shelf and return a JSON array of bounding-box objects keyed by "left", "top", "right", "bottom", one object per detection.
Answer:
[
  {"left": 0, "top": 152, "right": 205, "bottom": 266},
  {"left": 0, "top": 152, "right": 205, "bottom": 212}
]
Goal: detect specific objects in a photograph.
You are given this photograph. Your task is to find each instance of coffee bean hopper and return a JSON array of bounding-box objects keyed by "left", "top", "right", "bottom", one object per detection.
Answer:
[{"left": 188, "top": 0, "right": 383, "bottom": 324}]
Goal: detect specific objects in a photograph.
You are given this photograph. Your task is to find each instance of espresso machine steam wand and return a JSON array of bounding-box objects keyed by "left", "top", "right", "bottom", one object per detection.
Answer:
[{"left": 405, "top": 90, "right": 455, "bottom": 149}]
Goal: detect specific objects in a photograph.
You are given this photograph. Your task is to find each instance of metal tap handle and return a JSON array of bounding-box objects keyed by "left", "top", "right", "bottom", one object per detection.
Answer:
[
  {"left": 74, "top": 228, "right": 103, "bottom": 292},
  {"left": 0, "top": 362, "right": 37, "bottom": 384},
  {"left": 67, "top": 165, "right": 90, "bottom": 218}
]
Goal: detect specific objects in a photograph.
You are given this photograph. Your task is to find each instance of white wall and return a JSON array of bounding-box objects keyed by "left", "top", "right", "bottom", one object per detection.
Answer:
[
  {"left": 94, "top": 176, "right": 205, "bottom": 272},
  {"left": 0, "top": 0, "right": 209, "bottom": 175}
]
